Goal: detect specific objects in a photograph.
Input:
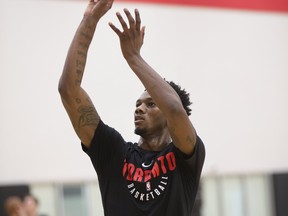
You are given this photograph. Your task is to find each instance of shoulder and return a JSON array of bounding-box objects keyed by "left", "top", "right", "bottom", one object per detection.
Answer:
[
  {"left": 82, "top": 120, "right": 127, "bottom": 153},
  {"left": 92, "top": 120, "right": 124, "bottom": 142},
  {"left": 172, "top": 135, "right": 205, "bottom": 167}
]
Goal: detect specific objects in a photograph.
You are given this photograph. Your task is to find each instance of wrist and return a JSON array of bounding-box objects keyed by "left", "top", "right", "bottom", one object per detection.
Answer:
[
  {"left": 80, "top": 15, "right": 99, "bottom": 34},
  {"left": 125, "top": 53, "right": 142, "bottom": 63},
  {"left": 126, "top": 54, "right": 147, "bottom": 72},
  {"left": 83, "top": 14, "right": 100, "bottom": 24}
]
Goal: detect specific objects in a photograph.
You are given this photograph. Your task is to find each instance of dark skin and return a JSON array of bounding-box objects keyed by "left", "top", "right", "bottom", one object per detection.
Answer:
[
  {"left": 59, "top": 0, "right": 197, "bottom": 155},
  {"left": 134, "top": 91, "right": 171, "bottom": 151}
]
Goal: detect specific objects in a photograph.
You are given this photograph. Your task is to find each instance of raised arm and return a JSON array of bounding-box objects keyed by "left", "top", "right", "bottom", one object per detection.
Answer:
[
  {"left": 58, "top": 0, "right": 113, "bottom": 147},
  {"left": 109, "top": 9, "right": 197, "bottom": 155}
]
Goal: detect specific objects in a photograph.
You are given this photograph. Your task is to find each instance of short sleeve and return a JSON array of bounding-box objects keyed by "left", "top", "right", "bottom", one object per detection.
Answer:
[
  {"left": 185, "top": 136, "right": 205, "bottom": 170},
  {"left": 175, "top": 135, "right": 205, "bottom": 184},
  {"left": 81, "top": 120, "right": 127, "bottom": 178}
]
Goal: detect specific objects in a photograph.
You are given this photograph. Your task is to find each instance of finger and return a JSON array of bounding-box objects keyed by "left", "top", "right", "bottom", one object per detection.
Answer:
[
  {"left": 141, "top": 26, "right": 145, "bottom": 45},
  {"left": 109, "top": 22, "right": 122, "bottom": 36},
  {"left": 135, "top": 8, "right": 141, "bottom": 31},
  {"left": 116, "top": 11, "right": 128, "bottom": 31},
  {"left": 123, "top": 8, "right": 135, "bottom": 29}
]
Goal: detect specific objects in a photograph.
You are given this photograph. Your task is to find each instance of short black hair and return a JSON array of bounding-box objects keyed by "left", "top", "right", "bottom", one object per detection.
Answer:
[{"left": 167, "top": 80, "right": 192, "bottom": 116}]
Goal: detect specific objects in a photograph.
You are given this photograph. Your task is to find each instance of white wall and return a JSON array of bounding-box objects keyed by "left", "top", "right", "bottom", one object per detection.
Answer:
[{"left": 0, "top": 0, "right": 288, "bottom": 183}]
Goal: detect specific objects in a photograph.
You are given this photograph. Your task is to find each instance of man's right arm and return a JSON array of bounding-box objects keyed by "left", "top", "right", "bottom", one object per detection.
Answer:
[{"left": 58, "top": 0, "right": 113, "bottom": 147}]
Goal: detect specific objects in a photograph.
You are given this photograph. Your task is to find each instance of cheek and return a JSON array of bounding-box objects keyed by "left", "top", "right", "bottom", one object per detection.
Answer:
[
  {"left": 152, "top": 113, "right": 166, "bottom": 125},
  {"left": 147, "top": 108, "right": 166, "bottom": 124},
  {"left": 160, "top": 118, "right": 167, "bottom": 126}
]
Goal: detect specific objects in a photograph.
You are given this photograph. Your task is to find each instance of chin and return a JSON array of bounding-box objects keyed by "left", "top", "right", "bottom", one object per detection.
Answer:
[{"left": 134, "top": 127, "right": 147, "bottom": 136}]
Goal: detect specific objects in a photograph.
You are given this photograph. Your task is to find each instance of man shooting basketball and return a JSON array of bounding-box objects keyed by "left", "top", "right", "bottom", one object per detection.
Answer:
[{"left": 58, "top": 0, "right": 205, "bottom": 215}]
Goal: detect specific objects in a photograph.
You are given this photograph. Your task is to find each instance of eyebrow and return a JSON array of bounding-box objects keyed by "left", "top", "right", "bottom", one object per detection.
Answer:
[{"left": 136, "top": 97, "right": 153, "bottom": 104}]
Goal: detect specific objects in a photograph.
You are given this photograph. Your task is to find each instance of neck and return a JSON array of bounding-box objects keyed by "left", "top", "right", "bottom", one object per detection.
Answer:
[{"left": 137, "top": 130, "right": 171, "bottom": 151}]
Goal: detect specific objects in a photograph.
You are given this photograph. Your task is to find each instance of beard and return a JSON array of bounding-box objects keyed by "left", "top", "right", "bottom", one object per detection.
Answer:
[{"left": 134, "top": 127, "right": 147, "bottom": 136}]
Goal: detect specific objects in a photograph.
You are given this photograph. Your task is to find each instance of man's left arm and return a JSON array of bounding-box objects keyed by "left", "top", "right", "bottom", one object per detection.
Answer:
[{"left": 109, "top": 8, "right": 196, "bottom": 155}]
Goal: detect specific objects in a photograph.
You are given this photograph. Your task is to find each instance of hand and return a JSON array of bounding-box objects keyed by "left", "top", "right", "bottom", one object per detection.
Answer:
[
  {"left": 109, "top": 8, "right": 145, "bottom": 60},
  {"left": 84, "top": 0, "right": 114, "bottom": 20}
]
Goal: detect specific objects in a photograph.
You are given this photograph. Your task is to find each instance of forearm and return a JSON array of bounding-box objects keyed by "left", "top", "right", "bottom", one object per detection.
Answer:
[
  {"left": 58, "top": 16, "right": 102, "bottom": 146},
  {"left": 59, "top": 16, "right": 98, "bottom": 93},
  {"left": 127, "top": 55, "right": 184, "bottom": 114}
]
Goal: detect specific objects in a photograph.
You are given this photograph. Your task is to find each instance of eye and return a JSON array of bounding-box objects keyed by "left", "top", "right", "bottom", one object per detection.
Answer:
[{"left": 147, "top": 102, "right": 156, "bottom": 108}]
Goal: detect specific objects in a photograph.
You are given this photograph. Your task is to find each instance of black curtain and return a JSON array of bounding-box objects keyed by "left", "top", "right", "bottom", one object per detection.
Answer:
[
  {"left": 273, "top": 173, "right": 288, "bottom": 216},
  {"left": 0, "top": 185, "right": 29, "bottom": 216}
]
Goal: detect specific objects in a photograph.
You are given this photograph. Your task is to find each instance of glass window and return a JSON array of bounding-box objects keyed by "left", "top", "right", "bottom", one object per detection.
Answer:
[{"left": 61, "top": 184, "right": 88, "bottom": 216}]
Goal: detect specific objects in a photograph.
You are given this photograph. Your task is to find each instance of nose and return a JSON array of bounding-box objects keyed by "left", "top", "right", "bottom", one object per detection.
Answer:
[{"left": 135, "top": 103, "right": 146, "bottom": 114}]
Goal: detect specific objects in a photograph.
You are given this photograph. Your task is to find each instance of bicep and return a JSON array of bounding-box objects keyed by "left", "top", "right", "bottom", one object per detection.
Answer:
[
  {"left": 60, "top": 87, "right": 100, "bottom": 147},
  {"left": 167, "top": 112, "right": 197, "bottom": 155}
]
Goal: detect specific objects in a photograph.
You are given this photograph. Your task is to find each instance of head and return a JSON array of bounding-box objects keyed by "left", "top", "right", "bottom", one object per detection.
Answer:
[
  {"left": 4, "top": 196, "right": 25, "bottom": 216},
  {"left": 23, "top": 195, "right": 38, "bottom": 216},
  {"left": 134, "top": 91, "right": 167, "bottom": 137},
  {"left": 134, "top": 81, "right": 192, "bottom": 137}
]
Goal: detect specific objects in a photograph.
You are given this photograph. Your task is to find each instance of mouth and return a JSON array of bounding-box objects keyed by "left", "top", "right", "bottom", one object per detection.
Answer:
[{"left": 134, "top": 115, "right": 145, "bottom": 123}]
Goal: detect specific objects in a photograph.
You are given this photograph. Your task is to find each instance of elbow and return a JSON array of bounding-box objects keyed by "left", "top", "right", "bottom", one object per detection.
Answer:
[
  {"left": 58, "top": 77, "right": 72, "bottom": 98},
  {"left": 160, "top": 93, "right": 188, "bottom": 117},
  {"left": 167, "top": 100, "right": 187, "bottom": 116},
  {"left": 58, "top": 78, "right": 66, "bottom": 96},
  {"left": 58, "top": 76, "right": 82, "bottom": 102}
]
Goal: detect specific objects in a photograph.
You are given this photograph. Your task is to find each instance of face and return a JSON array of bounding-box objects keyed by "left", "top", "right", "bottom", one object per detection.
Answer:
[
  {"left": 23, "top": 196, "right": 37, "bottom": 214},
  {"left": 5, "top": 197, "right": 25, "bottom": 216},
  {"left": 134, "top": 91, "right": 167, "bottom": 137}
]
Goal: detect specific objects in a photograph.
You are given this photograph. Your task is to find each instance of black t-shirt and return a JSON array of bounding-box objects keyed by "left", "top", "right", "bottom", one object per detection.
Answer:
[{"left": 82, "top": 120, "right": 205, "bottom": 216}]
